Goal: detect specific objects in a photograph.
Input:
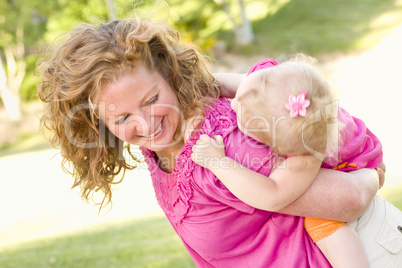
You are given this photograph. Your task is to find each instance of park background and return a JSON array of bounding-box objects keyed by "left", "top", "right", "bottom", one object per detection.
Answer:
[{"left": 1, "top": 0, "right": 402, "bottom": 267}]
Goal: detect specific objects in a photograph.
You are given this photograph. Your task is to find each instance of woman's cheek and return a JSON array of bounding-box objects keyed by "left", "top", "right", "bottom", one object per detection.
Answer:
[
  {"left": 108, "top": 124, "right": 123, "bottom": 141},
  {"left": 155, "top": 103, "right": 180, "bottom": 118}
]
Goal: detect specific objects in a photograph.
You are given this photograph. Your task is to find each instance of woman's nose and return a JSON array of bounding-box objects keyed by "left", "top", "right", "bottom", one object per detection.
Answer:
[{"left": 125, "top": 113, "right": 152, "bottom": 137}]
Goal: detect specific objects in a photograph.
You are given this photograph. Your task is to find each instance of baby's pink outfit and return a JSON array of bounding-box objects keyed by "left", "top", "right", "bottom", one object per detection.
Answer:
[
  {"left": 248, "top": 59, "right": 383, "bottom": 243},
  {"left": 248, "top": 58, "right": 383, "bottom": 170},
  {"left": 322, "top": 107, "right": 383, "bottom": 171},
  {"left": 141, "top": 98, "right": 331, "bottom": 267}
]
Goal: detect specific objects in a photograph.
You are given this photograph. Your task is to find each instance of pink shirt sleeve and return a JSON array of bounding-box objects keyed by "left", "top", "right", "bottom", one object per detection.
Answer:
[
  {"left": 247, "top": 58, "right": 279, "bottom": 75},
  {"left": 323, "top": 107, "right": 383, "bottom": 170}
]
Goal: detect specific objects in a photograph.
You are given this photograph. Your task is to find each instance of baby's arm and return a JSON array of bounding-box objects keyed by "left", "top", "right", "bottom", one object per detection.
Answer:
[
  {"left": 191, "top": 135, "right": 321, "bottom": 211},
  {"left": 214, "top": 73, "right": 246, "bottom": 98}
]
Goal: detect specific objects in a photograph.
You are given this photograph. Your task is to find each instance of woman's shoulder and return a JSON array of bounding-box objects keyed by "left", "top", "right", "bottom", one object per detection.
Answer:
[
  {"left": 200, "top": 97, "right": 238, "bottom": 138},
  {"left": 182, "top": 97, "right": 237, "bottom": 142}
]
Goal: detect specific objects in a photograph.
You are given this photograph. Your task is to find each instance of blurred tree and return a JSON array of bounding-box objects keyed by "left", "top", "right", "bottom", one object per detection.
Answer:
[
  {"left": 0, "top": 0, "right": 115, "bottom": 116},
  {"left": 44, "top": 0, "right": 108, "bottom": 42},
  {"left": 0, "top": 1, "right": 27, "bottom": 120},
  {"left": 0, "top": 0, "right": 255, "bottom": 122},
  {"left": 104, "top": 0, "right": 118, "bottom": 20},
  {"left": 213, "top": 0, "right": 254, "bottom": 46},
  {"left": 0, "top": 0, "right": 54, "bottom": 120}
]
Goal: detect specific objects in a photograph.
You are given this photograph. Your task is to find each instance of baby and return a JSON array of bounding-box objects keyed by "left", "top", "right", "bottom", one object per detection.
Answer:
[{"left": 191, "top": 55, "right": 383, "bottom": 268}]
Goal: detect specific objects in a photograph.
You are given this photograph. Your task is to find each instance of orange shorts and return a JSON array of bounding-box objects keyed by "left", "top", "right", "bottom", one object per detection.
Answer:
[{"left": 304, "top": 217, "right": 346, "bottom": 243}]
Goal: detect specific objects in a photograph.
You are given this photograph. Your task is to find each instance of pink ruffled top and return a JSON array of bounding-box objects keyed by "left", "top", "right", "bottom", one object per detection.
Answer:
[{"left": 141, "top": 98, "right": 330, "bottom": 267}]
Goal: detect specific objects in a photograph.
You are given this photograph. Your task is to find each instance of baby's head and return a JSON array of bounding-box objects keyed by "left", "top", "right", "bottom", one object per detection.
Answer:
[{"left": 232, "top": 56, "right": 339, "bottom": 157}]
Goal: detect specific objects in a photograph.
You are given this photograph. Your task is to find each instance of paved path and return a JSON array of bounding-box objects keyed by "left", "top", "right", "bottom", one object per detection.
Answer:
[
  {"left": 327, "top": 25, "right": 402, "bottom": 185},
  {"left": 1, "top": 24, "right": 402, "bottom": 250},
  {"left": 0, "top": 149, "right": 162, "bottom": 248}
]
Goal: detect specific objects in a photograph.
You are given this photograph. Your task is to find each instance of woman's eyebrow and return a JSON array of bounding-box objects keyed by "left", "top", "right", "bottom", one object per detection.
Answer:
[
  {"left": 141, "top": 86, "right": 160, "bottom": 106},
  {"left": 141, "top": 84, "right": 159, "bottom": 103}
]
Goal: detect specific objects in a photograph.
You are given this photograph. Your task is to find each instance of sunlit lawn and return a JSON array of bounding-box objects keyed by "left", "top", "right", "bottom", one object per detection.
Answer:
[
  {"left": 227, "top": 0, "right": 402, "bottom": 57},
  {"left": 0, "top": 216, "right": 195, "bottom": 268},
  {"left": 0, "top": 186, "right": 400, "bottom": 268},
  {"left": 380, "top": 183, "right": 402, "bottom": 211}
]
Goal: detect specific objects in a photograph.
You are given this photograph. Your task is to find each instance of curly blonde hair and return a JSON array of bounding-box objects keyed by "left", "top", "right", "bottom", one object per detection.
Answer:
[
  {"left": 242, "top": 54, "right": 340, "bottom": 159},
  {"left": 37, "top": 18, "right": 220, "bottom": 209}
]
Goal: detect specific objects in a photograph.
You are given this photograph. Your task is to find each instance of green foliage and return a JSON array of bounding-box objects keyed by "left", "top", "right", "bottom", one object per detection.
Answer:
[
  {"left": 0, "top": 216, "right": 195, "bottom": 268},
  {"left": 44, "top": 0, "right": 109, "bottom": 42},
  {"left": 129, "top": 0, "right": 402, "bottom": 56},
  {"left": 167, "top": 0, "right": 223, "bottom": 53},
  {"left": 20, "top": 54, "right": 40, "bottom": 102},
  {"left": 0, "top": 0, "right": 57, "bottom": 105},
  {"left": 0, "top": 0, "right": 53, "bottom": 47},
  {"left": 2, "top": 0, "right": 402, "bottom": 105}
]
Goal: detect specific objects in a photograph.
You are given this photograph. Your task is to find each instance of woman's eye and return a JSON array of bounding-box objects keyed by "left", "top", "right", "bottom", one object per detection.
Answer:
[
  {"left": 117, "top": 114, "right": 129, "bottom": 125},
  {"left": 149, "top": 94, "right": 159, "bottom": 104}
]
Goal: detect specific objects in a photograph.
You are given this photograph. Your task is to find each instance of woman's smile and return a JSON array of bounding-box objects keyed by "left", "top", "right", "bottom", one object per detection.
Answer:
[
  {"left": 97, "top": 64, "right": 181, "bottom": 152},
  {"left": 140, "top": 117, "right": 164, "bottom": 139}
]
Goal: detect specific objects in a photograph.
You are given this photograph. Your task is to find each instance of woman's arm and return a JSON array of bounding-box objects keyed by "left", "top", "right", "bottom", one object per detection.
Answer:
[
  {"left": 278, "top": 168, "right": 379, "bottom": 222},
  {"left": 214, "top": 73, "right": 246, "bottom": 98}
]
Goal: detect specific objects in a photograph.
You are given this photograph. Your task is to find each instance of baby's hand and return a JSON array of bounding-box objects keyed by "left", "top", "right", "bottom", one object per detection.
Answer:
[{"left": 191, "top": 134, "right": 226, "bottom": 169}]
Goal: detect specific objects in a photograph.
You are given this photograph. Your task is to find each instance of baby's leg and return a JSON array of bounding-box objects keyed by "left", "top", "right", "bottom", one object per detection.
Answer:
[{"left": 316, "top": 225, "right": 368, "bottom": 268}]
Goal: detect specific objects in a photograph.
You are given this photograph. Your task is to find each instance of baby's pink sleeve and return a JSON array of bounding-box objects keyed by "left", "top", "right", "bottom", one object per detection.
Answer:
[
  {"left": 327, "top": 108, "right": 383, "bottom": 171},
  {"left": 247, "top": 59, "right": 279, "bottom": 75}
]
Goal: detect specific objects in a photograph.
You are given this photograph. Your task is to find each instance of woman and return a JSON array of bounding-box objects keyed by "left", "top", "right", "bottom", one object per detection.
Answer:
[{"left": 37, "top": 18, "right": 400, "bottom": 267}]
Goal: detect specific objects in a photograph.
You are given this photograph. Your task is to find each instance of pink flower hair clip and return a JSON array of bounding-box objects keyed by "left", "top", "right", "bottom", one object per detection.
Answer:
[{"left": 285, "top": 90, "right": 310, "bottom": 118}]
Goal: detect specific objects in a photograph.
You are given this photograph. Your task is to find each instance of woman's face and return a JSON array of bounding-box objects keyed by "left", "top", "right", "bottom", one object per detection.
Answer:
[{"left": 97, "top": 64, "right": 181, "bottom": 152}]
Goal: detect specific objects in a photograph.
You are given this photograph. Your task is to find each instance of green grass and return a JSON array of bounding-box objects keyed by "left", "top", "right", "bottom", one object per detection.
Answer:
[
  {"left": 0, "top": 101, "right": 51, "bottom": 159},
  {"left": 380, "top": 182, "right": 402, "bottom": 210},
  {"left": 0, "top": 183, "right": 399, "bottom": 268},
  {"left": 0, "top": 131, "right": 51, "bottom": 158},
  {"left": 1, "top": 187, "right": 400, "bottom": 268},
  {"left": 221, "top": 0, "right": 402, "bottom": 57},
  {"left": 0, "top": 216, "right": 195, "bottom": 268}
]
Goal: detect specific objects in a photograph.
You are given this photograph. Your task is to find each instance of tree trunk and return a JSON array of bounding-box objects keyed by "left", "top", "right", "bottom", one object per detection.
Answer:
[
  {"left": 104, "top": 0, "right": 117, "bottom": 21},
  {"left": 213, "top": 0, "right": 254, "bottom": 46},
  {"left": 235, "top": 0, "right": 254, "bottom": 46},
  {"left": 0, "top": 11, "right": 26, "bottom": 121},
  {"left": 0, "top": 57, "right": 22, "bottom": 121}
]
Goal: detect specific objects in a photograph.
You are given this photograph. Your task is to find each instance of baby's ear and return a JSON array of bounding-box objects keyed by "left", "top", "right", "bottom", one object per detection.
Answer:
[
  {"left": 253, "top": 89, "right": 266, "bottom": 104},
  {"left": 230, "top": 98, "right": 237, "bottom": 112},
  {"left": 237, "top": 88, "right": 260, "bottom": 103}
]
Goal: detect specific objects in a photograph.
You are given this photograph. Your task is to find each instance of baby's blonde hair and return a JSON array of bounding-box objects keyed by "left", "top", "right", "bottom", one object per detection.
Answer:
[
  {"left": 249, "top": 54, "right": 340, "bottom": 158},
  {"left": 37, "top": 18, "right": 220, "bottom": 210}
]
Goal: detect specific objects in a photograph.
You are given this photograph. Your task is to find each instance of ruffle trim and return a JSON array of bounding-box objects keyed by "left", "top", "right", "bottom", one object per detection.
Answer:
[{"left": 141, "top": 98, "right": 238, "bottom": 224}]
